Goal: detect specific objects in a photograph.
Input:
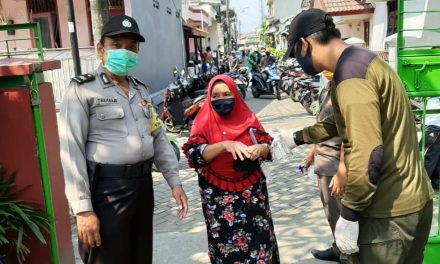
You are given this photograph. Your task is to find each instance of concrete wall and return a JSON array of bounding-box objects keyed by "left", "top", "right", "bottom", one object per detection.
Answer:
[
  {"left": 369, "top": 2, "right": 388, "bottom": 51},
  {"left": 57, "top": 0, "right": 92, "bottom": 48},
  {"left": 208, "top": 20, "right": 220, "bottom": 50},
  {"left": 131, "top": 0, "right": 185, "bottom": 99},
  {"left": 274, "top": 0, "right": 301, "bottom": 21},
  {"left": 0, "top": 0, "right": 92, "bottom": 50}
]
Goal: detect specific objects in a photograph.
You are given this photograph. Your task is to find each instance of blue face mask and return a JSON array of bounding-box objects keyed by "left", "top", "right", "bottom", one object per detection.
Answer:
[
  {"left": 212, "top": 98, "right": 235, "bottom": 116},
  {"left": 104, "top": 48, "right": 138, "bottom": 76},
  {"left": 294, "top": 40, "right": 319, "bottom": 76}
]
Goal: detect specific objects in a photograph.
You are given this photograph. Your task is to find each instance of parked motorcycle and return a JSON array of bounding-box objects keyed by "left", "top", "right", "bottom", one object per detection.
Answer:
[
  {"left": 250, "top": 64, "right": 282, "bottom": 100},
  {"left": 160, "top": 68, "right": 207, "bottom": 133},
  {"left": 225, "top": 71, "right": 247, "bottom": 99},
  {"left": 289, "top": 74, "right": 321, "bottom": 115},
  {"left": 238, "top": 67, "right": 250, "bottom": 87},
  {"left": 290, "top": 75, "right": 319, "bottom": 102},
  {"left": 300, "top": 83, "right": 320, "bottom": 116}
]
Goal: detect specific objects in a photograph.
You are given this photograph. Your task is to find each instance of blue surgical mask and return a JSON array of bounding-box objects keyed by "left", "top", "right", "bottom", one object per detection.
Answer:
[
  {"left": 212, "top": 98, "right": 235, "bottom": 116},
  {"left": 294, "top": 40, "right": 319, "bottom": 76},
  {"left": 104, "top": 48, "right": 138, "bottom": 76}
]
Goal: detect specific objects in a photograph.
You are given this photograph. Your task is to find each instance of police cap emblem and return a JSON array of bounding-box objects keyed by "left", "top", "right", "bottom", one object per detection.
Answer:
[{"left": 122, "top": 19, "right": 132, "bottom": 28}]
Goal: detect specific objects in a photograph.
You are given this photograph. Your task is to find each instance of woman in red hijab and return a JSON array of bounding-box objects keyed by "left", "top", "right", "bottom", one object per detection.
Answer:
[{"left": 183, "top": 75, "right": 280, "bottom": 263}]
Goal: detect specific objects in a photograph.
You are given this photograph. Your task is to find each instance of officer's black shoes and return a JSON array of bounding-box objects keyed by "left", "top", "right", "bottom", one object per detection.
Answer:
[{"left": 311, "top": 247, "right": 340, "bottom": 262}]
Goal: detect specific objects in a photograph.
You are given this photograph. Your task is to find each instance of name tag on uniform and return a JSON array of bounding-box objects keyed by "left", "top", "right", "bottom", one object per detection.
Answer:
[{"left": 96, "top": 98, "right": 118, "bottom": 105}]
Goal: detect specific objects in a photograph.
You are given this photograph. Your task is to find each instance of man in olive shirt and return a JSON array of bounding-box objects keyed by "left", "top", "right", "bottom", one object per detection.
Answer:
[
  {"left": 59, "top": 15, "right": 188, "bottom": 263},
  {"left": 273, "top": 9, "right": 434, "bottom": 263}
]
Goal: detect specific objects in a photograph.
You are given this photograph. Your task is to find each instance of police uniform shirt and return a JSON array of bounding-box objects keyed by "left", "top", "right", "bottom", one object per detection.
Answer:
[{"left": 59, "top": 64, "right": 182, "bottom": 214}]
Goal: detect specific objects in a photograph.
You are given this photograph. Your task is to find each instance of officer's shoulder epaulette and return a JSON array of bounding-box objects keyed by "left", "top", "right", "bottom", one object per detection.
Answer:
[
  {"left": 72, "top": 73, "right": 96, "bottom": 84},
  {"left": 129, "top": 76, "right": 146, "bottom": 87}
]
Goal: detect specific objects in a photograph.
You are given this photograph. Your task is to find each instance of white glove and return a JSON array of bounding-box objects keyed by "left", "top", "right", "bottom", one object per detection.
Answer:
[
  {"left": 268, "top": 128, "right": 297, "bottom": 149},
  {"left": 335, "top": 216, "right": 359, "bottom": 255}
]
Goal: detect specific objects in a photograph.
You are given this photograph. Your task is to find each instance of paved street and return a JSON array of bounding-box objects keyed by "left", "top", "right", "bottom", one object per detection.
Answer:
[{"left": 72, "top": 91, "right": 439, "bottom": 264}]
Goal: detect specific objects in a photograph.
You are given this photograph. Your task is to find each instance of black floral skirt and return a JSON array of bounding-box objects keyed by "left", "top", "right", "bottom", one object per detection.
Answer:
[{"left": 199, "top": 173, "right": 280, "bottom": 264}]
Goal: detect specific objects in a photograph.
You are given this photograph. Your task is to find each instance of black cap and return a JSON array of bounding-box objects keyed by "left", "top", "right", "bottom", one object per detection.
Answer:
[
  {"left": 101, "top": 15, "right": 145, "bottom": 42},
  {"left": 283, "top": 9, "right": 334, "bottom": 60}
]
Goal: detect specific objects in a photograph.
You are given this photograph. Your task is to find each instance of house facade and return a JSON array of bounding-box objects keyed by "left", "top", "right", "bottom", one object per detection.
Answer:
[
  {"left": 265, "top": 0, "right": 302, "bottom": 50},
  {"left": 0, "top": 0, "right": 189, "bottom": 99},
  {"left": 367, "top": 0, "right": 440, "bottom": 70},
  {"left": 0, "top": 0, "right": 127, "bottom": 50},
  {"left": 309, "top": 0, "right": 375, "bottom": 48}
]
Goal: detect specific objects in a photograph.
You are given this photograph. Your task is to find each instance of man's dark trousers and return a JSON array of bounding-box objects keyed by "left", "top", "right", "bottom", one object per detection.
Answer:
[
  {"left": 80, "top": 161, "right": 154, "bottom": 264},
  {"left": 422, "top": 125, "right": 440, "bottom": 188}
]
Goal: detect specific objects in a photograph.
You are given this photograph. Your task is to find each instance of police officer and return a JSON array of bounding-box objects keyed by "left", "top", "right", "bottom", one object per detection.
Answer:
[{"left": 59, "top": 15, "right": 188, "bottom": 264}]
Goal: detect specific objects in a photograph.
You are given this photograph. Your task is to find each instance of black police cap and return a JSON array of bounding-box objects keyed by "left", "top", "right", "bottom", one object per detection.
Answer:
[{"left": 101, "top": 15, "right": 145, "bottom": 42}]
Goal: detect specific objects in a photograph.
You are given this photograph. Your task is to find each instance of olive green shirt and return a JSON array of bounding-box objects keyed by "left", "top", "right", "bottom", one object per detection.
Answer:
[{"left": 298, "top": 47, "right": 434, "bottom": 218}]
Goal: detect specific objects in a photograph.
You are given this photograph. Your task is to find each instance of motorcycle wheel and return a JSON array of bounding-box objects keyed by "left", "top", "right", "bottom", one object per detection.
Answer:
[
  {"left": 243, "top": 76, "right": 250, "bottom": 87},
  {"left": 304, "top": 104, "right": 314, "bottom": 115},
  {"left": 164, "top": 117, "right": 182, "bottom": 133},
  {"left": 290, "top": 88, "right": 300, "bottom": 102},
  {"left": 301, "top": 94, "right": 314, "bottom": 115},
  {"left": 240, "top": 88, "right": 246, "bottom": 99},
  {"left": 251, "top": 89, "right": 260, "bottom": 98},
  {"left": 275, "top": 88, "right": 281, "bottom": 100},
  {"left": 152, "top": 138, "right": 181, "bottom": 172},
  {"left": 275, "top": 82, "right": 282, "bottom": 100},
  {"left": 169, "top": 140, "right": 181, "bottom": 162}
]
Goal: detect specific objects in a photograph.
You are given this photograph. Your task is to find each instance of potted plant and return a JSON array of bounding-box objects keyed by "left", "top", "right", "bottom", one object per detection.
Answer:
[{"left": 0, "top": 165, "right": 50, "bottom": 264}]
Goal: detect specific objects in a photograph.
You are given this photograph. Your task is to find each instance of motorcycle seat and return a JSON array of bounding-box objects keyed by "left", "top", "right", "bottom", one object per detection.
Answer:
[
  {"left": 193, "top": 95, "right": 207, "bottom": 104},
  {"left": 191, "top": 89, "right": 208, "bottom": 97}
]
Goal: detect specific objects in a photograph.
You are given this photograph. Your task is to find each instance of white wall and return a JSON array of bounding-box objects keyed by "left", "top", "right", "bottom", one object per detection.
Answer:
[
  {"left": 274, "top": 0, "right": 301, "bottom": 21},
  {"left": 402, "top": 0, "right": 440, "bottom": 47},
  {"left": 208, "top": 20, "right": 220, "bottom": 49},
  {"left": 369, "top": 2, "right": 388, "bottom": 51},
  {"left": 131, "top": 0, "right": 185, "bottom": 100}
]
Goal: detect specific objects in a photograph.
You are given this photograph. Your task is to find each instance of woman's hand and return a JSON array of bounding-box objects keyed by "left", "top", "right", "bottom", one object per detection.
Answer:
[
  {"left": 330, "top": 162, "right": 347, "bottom": 196},
  {"left": 247, "top": 144, "right": 270, "bottom": 161},
  {"left": 222, "top": 141, "right": 251, "bottom": 160},
  {"left": 303, "top": 154, "right": 314, "bottom": 169},
  {"left": 303, "top": 145, "right": 316, "bottom": 169}
]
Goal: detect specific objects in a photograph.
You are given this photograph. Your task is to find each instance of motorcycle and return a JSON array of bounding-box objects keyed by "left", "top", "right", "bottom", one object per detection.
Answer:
[
  {"left": 300, "top": 82, "right": 320, "bottom": 116},
  {"left": 250, "top": 63, "right": 282, "bottom": 100},
  {"left": 290, "top": 75, "right": 319, "bottom": 102},
  {"left": 160, "top": 68, "right": 207, "bottom": 133},
  {"left": 238, "top": 67, "right": 250, "bottom": 87},
  {"left": 225, "top": 71, "right": 247, "bottom": 99}
]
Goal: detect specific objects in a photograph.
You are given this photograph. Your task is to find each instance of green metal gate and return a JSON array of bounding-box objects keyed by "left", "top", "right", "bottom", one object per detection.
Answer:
[
  {"left": 397, "top": 1, "right": 440, "bottom": 262},
  {"left": 0, "top": 23, "right": 61, "bottom": 264}
]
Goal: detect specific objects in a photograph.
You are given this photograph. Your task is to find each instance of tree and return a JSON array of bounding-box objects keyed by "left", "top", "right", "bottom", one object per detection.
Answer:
[
  {"left": 259, "top": 21, "right": 274, "bottom": 48},
  {"left": 89, "top": 0, "right": 109, "bottom": 44}
]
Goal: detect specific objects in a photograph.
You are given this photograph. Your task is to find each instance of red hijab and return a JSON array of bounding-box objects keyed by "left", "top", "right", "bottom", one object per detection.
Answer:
[{"left": 190, "top": 75, "right": 267, "bottom": 191}]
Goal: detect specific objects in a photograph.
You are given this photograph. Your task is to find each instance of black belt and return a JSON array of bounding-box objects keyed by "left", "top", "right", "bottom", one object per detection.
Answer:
[{"left": 87, "top": 159, "right": 153, "bottom": 179}]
